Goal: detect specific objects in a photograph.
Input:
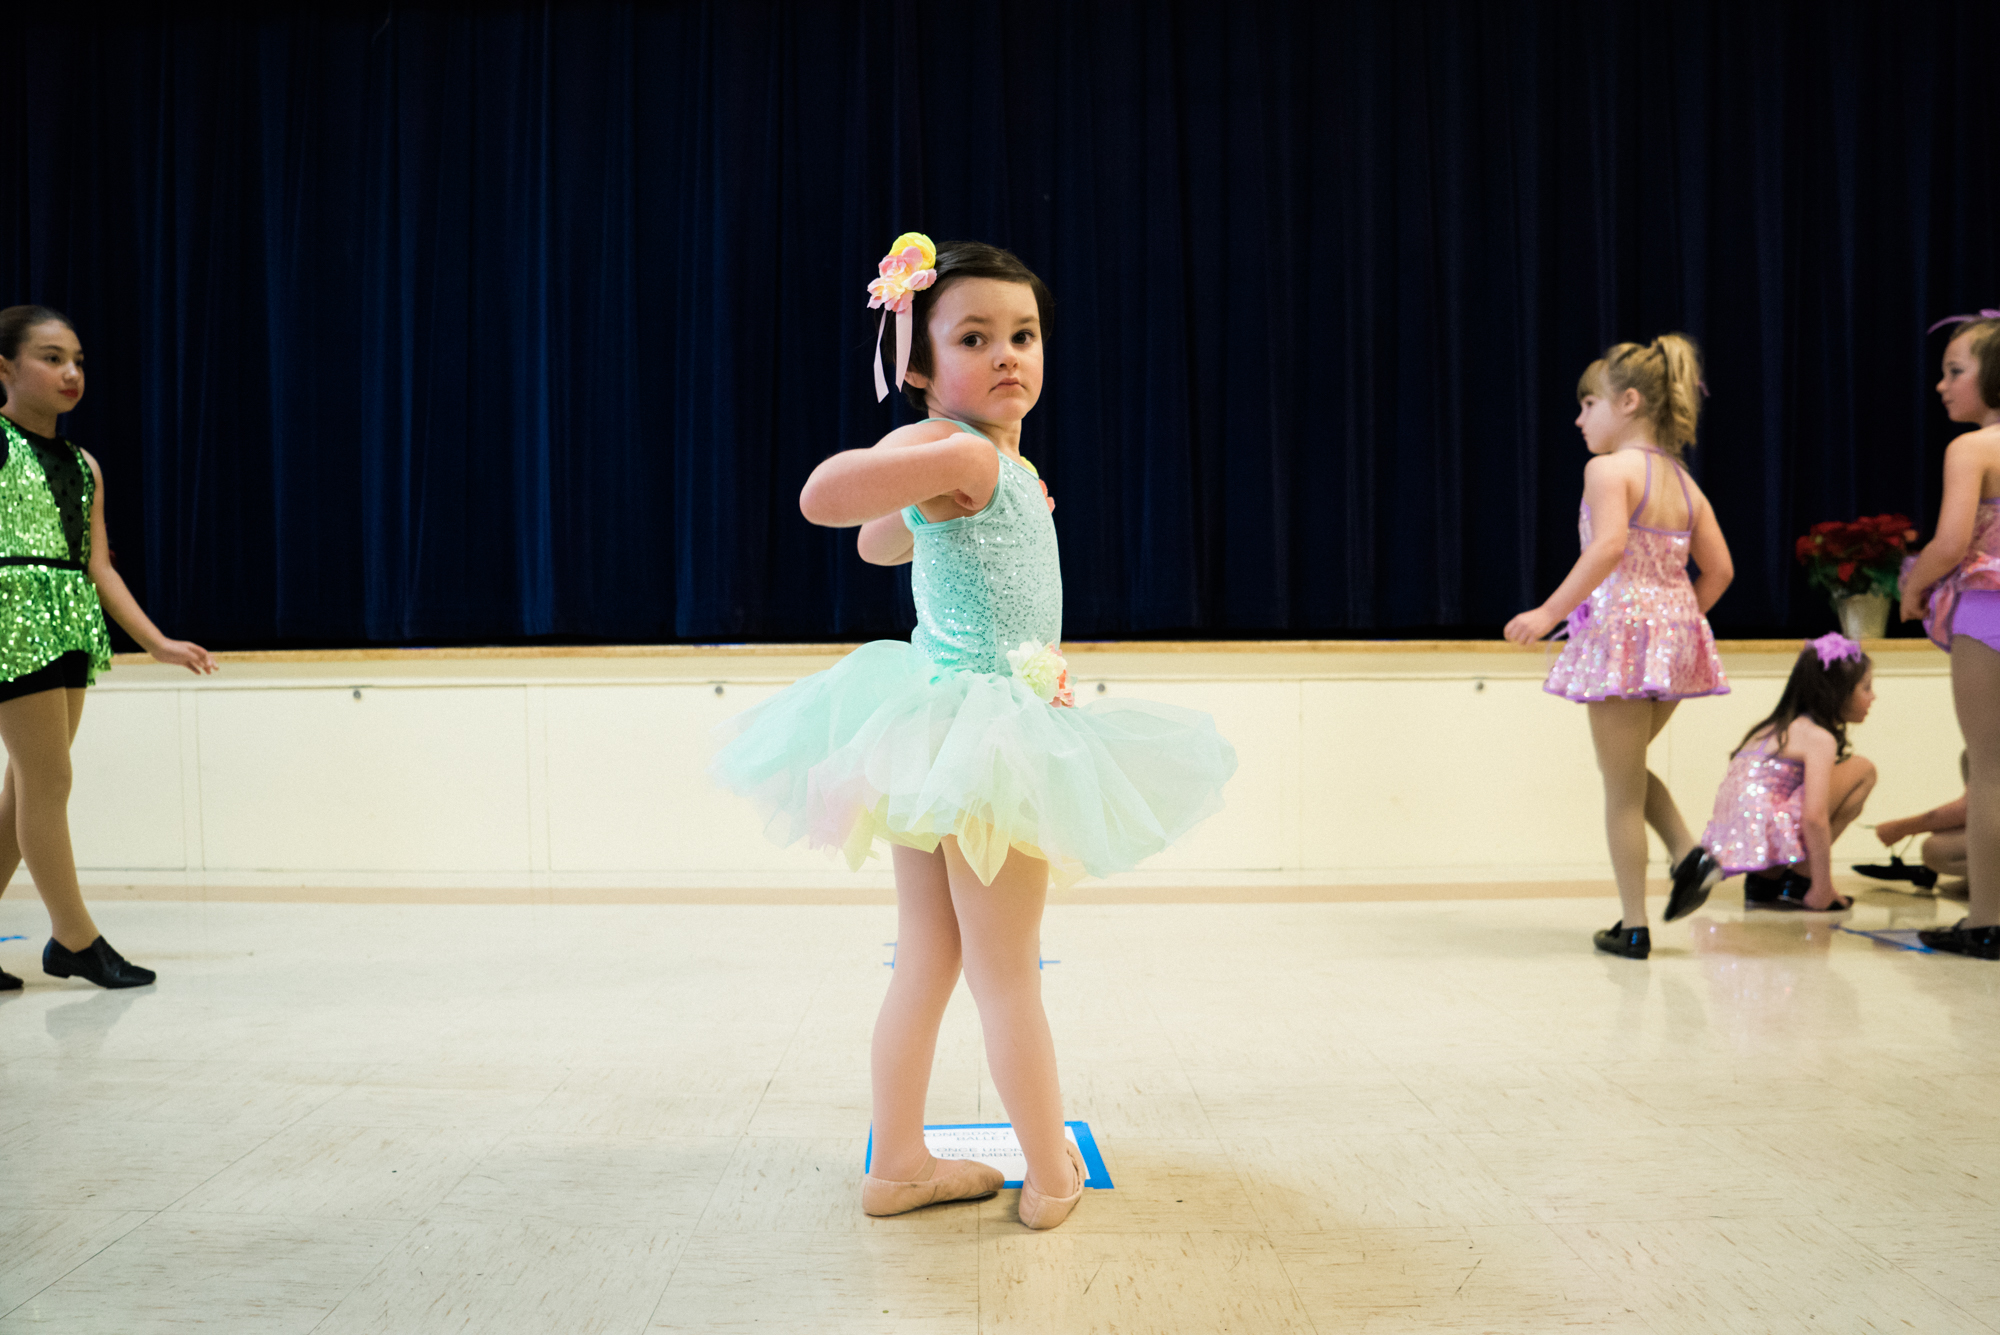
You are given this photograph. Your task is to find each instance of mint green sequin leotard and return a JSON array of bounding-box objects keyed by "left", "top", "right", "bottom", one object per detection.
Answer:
[
  {"left": 712, "top": 419, "right": 1237, "bottom": 887},
  {"left": 904, "top": 423, "right": 1061, "bottom": 674},
  {"left": 0, "top": 415, "right": 113, "bottom": 686}
]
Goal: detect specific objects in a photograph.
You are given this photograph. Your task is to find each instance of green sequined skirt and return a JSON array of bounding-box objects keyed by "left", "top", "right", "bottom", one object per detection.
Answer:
[{"left": 0, "top": 565, "right": 113, "bottom": 687}]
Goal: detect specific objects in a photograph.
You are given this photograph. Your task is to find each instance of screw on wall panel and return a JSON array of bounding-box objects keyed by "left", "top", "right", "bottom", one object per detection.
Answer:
[
  {"left": 1474, "top": 680, "right": 1485, "bottom": 692},
  {"left": 714, "top": 684, "right": 725, "bottom": 696},
  {"left": 352, "top": 689, "right": 362, "bottom": 700},
  {"left": 1096, "top": 682, "right": 1107, "bottom": 694}
]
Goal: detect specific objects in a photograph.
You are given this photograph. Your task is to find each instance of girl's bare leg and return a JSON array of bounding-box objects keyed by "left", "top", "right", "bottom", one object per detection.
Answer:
[
  {"left": 1951, "top": 638, "right": 2000, "bottom": 928},
  {"left": 1827, "top": 755, "right": 1879, "bottom": 843},
  {"left": 0, "top": 688, "right": 97, "bottom": 949},
  {"left": 1642, "top": 699, "right": 1694, "bottom": 861},
  {"left": 940, "top": 837, "right": 1075, "bottom": 1198},
  {"left": 1590, "top": 699, "right": 1666, "bottom": 928},
  {"left": 868, "top": 844, "right": 963, "bottom": 1181},
  {"left": 1922, "top": 829, "right": 1968, "bottom": 878}
]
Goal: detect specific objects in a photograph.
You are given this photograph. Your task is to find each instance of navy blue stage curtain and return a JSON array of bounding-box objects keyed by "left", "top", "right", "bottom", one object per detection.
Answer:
[{"left": 3, "top": 1, "right": 1995, "bottom": 645}]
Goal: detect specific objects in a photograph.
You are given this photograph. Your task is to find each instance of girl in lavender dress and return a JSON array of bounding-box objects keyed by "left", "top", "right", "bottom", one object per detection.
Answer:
[
  {"left": 1900, "top": 312, "right": 2000, "bottom": 959},
  {"left": 1702, "top": 636, "right": 1877, "bottom": 913},
  {"left": 1506, "top": 336, "right": 1733, "bottom": 959}
]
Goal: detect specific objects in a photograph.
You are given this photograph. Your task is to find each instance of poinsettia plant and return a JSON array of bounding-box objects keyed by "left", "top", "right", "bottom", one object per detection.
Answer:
[{"left": 1794, "top": 514, "right": 1917, "bottom": 599}]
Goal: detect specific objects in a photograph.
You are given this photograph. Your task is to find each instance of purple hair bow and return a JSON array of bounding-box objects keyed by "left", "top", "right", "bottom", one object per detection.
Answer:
[
  {"left": 1808, "top": 632, "right": 1862, "bottom": 668},
  {"left": 1928, "top": 309, "right": 2000, "bottom": 334}
]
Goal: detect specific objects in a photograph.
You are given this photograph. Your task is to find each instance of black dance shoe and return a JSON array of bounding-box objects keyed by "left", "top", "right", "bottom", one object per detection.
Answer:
[
  {"left": 1851, "top": 854, "right": 1939, "bottom": 891},
  {"left": 1917, "top": 920, "right": 2000, "bottom": 960},
  {"left": 0, "top": 966, "right": 20, "bottom": 991},
  {"left": 1593, "top": 921, "right": 1651, "bottom": 960},
  {"left": 43, "top": 937, "right": 156, "bottom": 989},
  {"left": 1665, "top": 847, "right": 1721, "bottom": 922},
  {"left": 1742, "top": 871, "right": 1788, "bottom": 904},
  {"left": 1762, "top": 875, "right": 1852, "bottom": 913}
]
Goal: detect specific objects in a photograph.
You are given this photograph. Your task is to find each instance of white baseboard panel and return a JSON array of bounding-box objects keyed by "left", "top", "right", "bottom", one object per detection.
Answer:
[{"left": 42, "top": 644, "right": 1959, "bottom": 893}]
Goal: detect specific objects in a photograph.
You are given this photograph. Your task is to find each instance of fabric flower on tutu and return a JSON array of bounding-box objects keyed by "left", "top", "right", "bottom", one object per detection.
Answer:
[
  {"left": 867, "top": 232, "right": 937, "bottom": 315},
  {"left": 1006, "top": 641, "right": 1075, "bottom": 707}
]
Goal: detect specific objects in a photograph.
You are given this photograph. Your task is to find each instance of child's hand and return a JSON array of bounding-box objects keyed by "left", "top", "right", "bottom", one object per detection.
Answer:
[
  {"left": 1503, "top": 608, "right": 1559, "bottom": 645},
  {"left": 150, "top": 639, "right": 218, "bottom": 675},
  {"left": 943, "top": 433, "right": 999, "bottom": 513},
  {"left": 1876, "top": 816, "right": 1916, "bottom": 845},
  {"left": 1039, "top": 479, "right": 1054, "bottom": 513},
  {"left": 1899, "top": 585, "right": 1928, "bottom": 623}
]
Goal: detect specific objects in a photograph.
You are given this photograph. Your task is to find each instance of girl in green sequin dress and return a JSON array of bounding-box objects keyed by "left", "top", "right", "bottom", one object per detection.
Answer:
[
  {"left": 0, "top": 307, "right": 215, "bottom": 992},
  {"left": 712, "top": 240, "right": 1236, "bottom": 1228}
]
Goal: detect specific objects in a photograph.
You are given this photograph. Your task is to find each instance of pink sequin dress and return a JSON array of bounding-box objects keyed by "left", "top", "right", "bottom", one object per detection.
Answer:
[
  {"left": 1701, "top": 733, "right": 1805, "bottom": 874},
  {"left": 1544, "top": 450, "right": 1729, "bottom": 703},
  {"left": 1920, "top": 497, "right": 2000, "bottom": 650}
]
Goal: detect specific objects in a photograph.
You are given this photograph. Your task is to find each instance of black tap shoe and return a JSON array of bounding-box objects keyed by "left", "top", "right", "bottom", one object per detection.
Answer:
[
  {"left": 1593, "top": 921, "right": 1651, "bottom": 959},
  {"left": 1742, "top": 871, "right": 1788, "bottom": 904},
  {"left": 0, "top": 966, "right": 21, "bottom": 991},
  {"left": 43, "top": 937, "right": 157, "bottom": 989},
  {"left": 1665, "top": 847, "right": 1722, "bottom": 922},
  {"left": 1917, "top": 920, "right": 2000, "bottom": 960},
  {"left": 1852, "top": 854, "right": 1939, "bottom": 891},
  {"left": 1748, "top": 875, "right": 1851, "bottom": 912}
]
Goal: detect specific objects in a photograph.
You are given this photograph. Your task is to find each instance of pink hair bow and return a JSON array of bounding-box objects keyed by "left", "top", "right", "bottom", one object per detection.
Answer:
[
  {"left": 867, "top": 232, "right": 938, "bottom": 402},
  {"left": 1928, "top": 309, "right": 2000, "bottom": 334},
  {"left": 1808, "top": 632, "right": 1862, "bottom": 668}
]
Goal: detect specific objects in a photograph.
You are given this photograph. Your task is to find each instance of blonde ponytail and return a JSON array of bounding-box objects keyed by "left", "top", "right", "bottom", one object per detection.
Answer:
[{"left": 1576, "top": 331, "right": 1706, "bottom": 459}]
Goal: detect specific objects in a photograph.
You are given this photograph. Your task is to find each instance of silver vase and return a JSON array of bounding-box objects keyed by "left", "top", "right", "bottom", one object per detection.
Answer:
[{"left": 1834, "top": 593, "right": 1890, "bottom": 641}]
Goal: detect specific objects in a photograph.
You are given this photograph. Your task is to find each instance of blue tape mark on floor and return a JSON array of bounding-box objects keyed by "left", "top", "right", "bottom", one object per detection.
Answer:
[
  {"left": 865, "top": 1120, "right": 1114, "bottom": 1190},
  {"left": 0, "top": 935, "right": 24, "bottom": 943},
  {"left": 1836, "top": 926, "right": 1935, "bottom": 953},
  {"left": 883, "top": 942, "right": 897, "bottom": 968}
]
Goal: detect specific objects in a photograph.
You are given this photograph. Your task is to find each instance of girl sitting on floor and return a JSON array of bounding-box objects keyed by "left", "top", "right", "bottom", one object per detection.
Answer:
[{"left": 1702, "top": 634, "right": 1876, "bottom": 912}]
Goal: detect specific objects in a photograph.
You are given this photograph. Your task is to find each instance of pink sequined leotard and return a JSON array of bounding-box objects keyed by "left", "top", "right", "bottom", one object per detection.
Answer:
[
  {"left": 1701, "top": 733, "right": 1805, "bottom": 874},
  {"left": 1543, "top": 450, "right": 1729, "bottom": 703},
  {"left": 1920, "top": 497, "right": 2000, "bottom": 650}
]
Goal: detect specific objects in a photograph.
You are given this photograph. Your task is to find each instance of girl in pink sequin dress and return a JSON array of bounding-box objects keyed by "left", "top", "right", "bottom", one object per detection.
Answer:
[
  {"left": 1900, "top": 314, "right": 2000, "bottom": 959},
  {"left": 1506, "top": 335, "right": 1733, "bottom": 959},
  {"left": 1702, "top": 637, "right": 1877, "bottom": 912}
]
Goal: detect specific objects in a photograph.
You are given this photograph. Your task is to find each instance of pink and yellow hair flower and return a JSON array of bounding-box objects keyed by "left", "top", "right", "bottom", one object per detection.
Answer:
[{"left": 868, "top": 231, "right": 937, "bottom": 401}]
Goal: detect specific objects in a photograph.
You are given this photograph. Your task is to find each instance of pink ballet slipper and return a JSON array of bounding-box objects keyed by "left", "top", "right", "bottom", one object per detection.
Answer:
[
  {"left": 860, "top": 1155, "right": 1003, "bottom": 1217},
  {"left": 1017, "top": 1142, "right": 1088, "bottom": 1230}
]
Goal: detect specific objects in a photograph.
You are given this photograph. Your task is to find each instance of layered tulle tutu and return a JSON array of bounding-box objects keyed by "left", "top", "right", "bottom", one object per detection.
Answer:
[{"left": 710, "top": 640, "right": 1238, "bottom": 887}]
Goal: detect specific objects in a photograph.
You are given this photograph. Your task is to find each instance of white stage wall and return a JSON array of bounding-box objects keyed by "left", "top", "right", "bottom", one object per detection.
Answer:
[{"left": 42, "top": 642, "right": 1963, "bottom": 895}]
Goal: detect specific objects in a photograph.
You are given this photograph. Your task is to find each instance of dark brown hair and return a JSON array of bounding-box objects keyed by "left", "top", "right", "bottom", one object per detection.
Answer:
[
  {"left": 1945, "top": 318, "right": 2000, "bottom": 411},
  {"left": 1733, "top": 643, "right": 1872, "bottom": 762},
  {"left": 0, "top": 305, "right": 74, "bottom": 361},
  {"left": 890, "top": 241, "right": 1053, "bottom": 413},
  {"left": 1576, "top": 333, "right": 1705, "bottom": 459}
]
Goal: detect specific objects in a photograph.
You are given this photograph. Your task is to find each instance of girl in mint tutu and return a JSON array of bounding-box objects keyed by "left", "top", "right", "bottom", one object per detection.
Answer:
[{"left": 712, "top": 235, "right": 1236, "bottom": 1229}]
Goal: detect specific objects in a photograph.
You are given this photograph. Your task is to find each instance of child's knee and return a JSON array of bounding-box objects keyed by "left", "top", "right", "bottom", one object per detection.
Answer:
[{"left": 959, "top": 950, "right": 1041, "bottom": 1001}]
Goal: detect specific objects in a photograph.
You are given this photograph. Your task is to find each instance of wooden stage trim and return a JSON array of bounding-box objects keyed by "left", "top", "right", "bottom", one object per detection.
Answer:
[{"left": 109, "top": 638, "right": 1937, "bottom": 666}]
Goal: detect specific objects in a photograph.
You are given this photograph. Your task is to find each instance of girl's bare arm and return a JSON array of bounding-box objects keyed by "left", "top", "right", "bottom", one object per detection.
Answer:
[
  {"left": 799, "top": 423, "right": 999, "bottom": 528},
  {"left": 80, "top": 452, "right": 216, "bottom": 674},
  {"left": 1902, "top": 435, "right": 1991, "bottom": 619},
  {"left": 1792, "top": 722, "right": 1840, "bottom": 897},
  {"left": 1503, "top": 455, "right": 1633, "bottom": 644},
  {"left": 858, "top": 512, "right": 914, "bottom": 566},
  {"left": 1686, "top": 487, "right": 1735, "bottom": 615}
]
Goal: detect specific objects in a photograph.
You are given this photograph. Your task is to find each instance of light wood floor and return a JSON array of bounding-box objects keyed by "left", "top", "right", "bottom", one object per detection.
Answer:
[{"left": 0, "top": 882, "right": 1992, "bottom": 1333}]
